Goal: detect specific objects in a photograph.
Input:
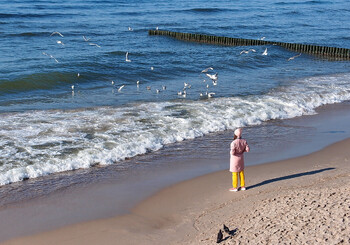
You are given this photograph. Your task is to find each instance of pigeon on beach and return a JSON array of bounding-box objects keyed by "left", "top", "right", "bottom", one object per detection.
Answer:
[{"left": 217, "top": 229, "right": 223, "bottom": 243}]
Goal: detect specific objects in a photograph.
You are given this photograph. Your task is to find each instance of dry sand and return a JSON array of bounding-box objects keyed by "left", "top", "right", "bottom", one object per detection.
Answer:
[{"left": 2, "top": 138, "right": 350, "bottom": 245}]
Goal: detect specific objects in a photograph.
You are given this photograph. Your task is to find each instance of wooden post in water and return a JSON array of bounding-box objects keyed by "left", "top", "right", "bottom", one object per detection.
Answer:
[{"left": 148, "top": 30, "right": 350, "bottom": 60}]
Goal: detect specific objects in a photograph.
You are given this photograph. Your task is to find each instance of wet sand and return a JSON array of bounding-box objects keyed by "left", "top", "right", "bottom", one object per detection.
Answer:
[
  {"left": 1, "top": 102, "right": 350, "bottom": 244},
  {"left": 3, "top": 136, "right": 350, "bottom": 245}
]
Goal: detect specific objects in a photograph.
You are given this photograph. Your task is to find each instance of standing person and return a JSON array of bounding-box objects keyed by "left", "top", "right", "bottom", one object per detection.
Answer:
[{"left": 229, "top": 128, "right": 250, "bottom": 192}]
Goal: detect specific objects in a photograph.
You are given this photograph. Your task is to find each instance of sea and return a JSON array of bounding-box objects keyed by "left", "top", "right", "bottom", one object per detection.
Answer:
[{"left": 0, "top": 0, "right": 350, "bottom": 190}]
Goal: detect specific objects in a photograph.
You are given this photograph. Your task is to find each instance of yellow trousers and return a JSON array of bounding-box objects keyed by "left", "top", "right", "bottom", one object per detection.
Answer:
[{"left": 232, "top": 171, "right": 245, "bottom": 188}]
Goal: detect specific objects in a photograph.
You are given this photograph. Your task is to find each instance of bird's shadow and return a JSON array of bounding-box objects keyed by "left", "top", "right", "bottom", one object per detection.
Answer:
[{"left": 247, "top": 167, "right": 335, "bottom": 190}]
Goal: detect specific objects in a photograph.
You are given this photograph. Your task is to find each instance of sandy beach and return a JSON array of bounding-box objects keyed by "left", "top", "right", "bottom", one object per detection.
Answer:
[{"left": 2, "top": 134, "right": 350, "bottom": 244}]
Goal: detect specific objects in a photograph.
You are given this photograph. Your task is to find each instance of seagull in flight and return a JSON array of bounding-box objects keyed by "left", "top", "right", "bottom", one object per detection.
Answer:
[
  {"left": 262, "top": 48, "right": 268, "bottom": 55},
  {"left": 240, "top": 49, "right": 256, "bottom": 55},
  {"left": 83, "top": 36, "right": 91, "bottom": 42},
  {"left": 118, "top": 85, "right": 125, "bottom": 92},
  {"left": 287, "top": 53, "right": 302, "bottom": 61},
  {"left": 42, "top": 52, "right": 59, "bottom": 63},
  {"left": 50, "top": 31, "right": 64, "bottom": 37},
  {"left": 260, "top": 37, "right": 266, "bottom": 40},
  {"left": 89, "top": 43, "right": 101, "bottom": 48},
  {"left": 125, "top": 52, "right": 131, "bottom": 62},
  {"left": 206, "top": 73, "right": 218, "bottom": 81},
  {"left": 201, "top": 67, "right": 214, "bottom": 73},
  {"left": 128, "top": 27, "right": 133, "bottom": 31},
  {"left": 208, "top": 92, "right": 215, "bottom": 98}
]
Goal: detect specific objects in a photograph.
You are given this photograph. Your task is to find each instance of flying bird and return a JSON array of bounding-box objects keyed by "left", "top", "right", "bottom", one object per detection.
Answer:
[
  {"left": 89, "top": 43, "right": 101, "bottom": 48},
  {"left": 287, "top": 53, "right": 302, "bottom": 61},
  {"left": 240, "top": 49, "right": 256, "bottom": 55},
  {"left": 50, "top": 31, "right": 64, "bottom": 37},
  {"left": 150, "top": 66, "right": 154, "bottom": 70},
  {"left": 125, "top": 52, "right": 131, "bottom": 62},
  {"left": 118, "top": 85, "right": 125, "bottom": 92},
  {"left": 201, "top": 67, "right": 214, "bottom": 73},
  {"left": 128, "top": 27, "right": 133, "bottom": 31},
  {"left": 262, "top": 48, "right": 268, "bottom": 56},
  {"left": 42, "top": 52, "right": 59, "bottom": 63},
  {"left": 208, "top": 92, "right": 215, "bottom": 98},
  {"left": 83, "top": 36, "right": 91, "bottom": 42},
  {"left": 260, "top": 36, "right": 266, "bottom": 40},
  {"left": 206, "top": 73, "right": 218, "bottom": 81}
]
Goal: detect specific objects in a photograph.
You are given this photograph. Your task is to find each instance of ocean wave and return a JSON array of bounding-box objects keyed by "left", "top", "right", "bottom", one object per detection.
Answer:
[
  {"left": 0, "top": 72, "right": 79, "bottom": 95},
  {"left": 7, "top": 32, "right": 49, "bottom": 37},
  {"left": 185, "top": 8, "right": 231, "bottom": 13},
  {"left": 275, "top": 1, "right": 332, "bottom": 5},
  {"left": 0, "top": 73, "right": 349, "bottom": 185},
  {"left": 0, "top": 12, "right": 75, "bottom": 19}
]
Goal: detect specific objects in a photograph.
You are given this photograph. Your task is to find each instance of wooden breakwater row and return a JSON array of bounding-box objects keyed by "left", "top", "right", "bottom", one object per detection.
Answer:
[{"left": 149, "top": 30, "right": 350, "bottom": 60}]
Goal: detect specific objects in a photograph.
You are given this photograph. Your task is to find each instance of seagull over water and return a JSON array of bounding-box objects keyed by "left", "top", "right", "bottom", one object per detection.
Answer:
[
  {"left": 206, "top": 73, "right": 218, "bottom": 81},
  {"left": 56, "top": 40, "right": 64, "bottom": 46},
  {"left": 201, "top": 67, "right": 214, "bottom": 73},
  {"left": 240, "top": 49, "right": 256, "bottom": 55},
  {"left": 89, "top": 43, "right": 101, "bottom": 48},
  {"left": 287, "top": 53, "right": 302, "bottom": 61},
  {"left": 208, "top": 92, "right": 215, "bottom": 98},
  {"left": 42, "top": 52, "right": 59, "bottom": 63},
  {"left": 83, "top": 36, "right": 91, "bottom": 42},
  {"left": 125, "top": 52, "right": 131, "bottom": 62},
  {"left": 50, "top": 31, "right": 64, "bottom": 37},
  {"left": 128, "top": 27, "right": 133, "bottom": 31},
  {"left": 118, "top": 85, "right": 125, "bottom": 92},
  {"left": 262, "top": 48, "right": 268, "bottom": 56}
]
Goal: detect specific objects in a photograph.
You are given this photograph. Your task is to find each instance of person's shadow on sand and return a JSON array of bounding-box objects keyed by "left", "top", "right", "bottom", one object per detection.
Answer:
[{"left": 247, "top": 167, "right": 335, "bottom": 190}]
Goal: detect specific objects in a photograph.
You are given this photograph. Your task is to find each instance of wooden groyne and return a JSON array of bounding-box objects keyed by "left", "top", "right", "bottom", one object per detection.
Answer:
[{"left": 149, "top": 30, "right": 350, "bottom": 60}]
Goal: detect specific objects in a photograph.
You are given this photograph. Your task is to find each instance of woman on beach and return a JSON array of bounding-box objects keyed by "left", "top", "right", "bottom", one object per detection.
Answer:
[{"left": 229, "top": 128, "right": 250, "bottom": 192}]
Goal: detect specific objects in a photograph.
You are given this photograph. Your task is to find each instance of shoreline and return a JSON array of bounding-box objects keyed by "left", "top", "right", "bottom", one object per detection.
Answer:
[
  {"left": 0, "top": 101, "right": 350, "bottom": 243},
  {"left": 2, "top": 136, "right": 350, "bottom": 244}
]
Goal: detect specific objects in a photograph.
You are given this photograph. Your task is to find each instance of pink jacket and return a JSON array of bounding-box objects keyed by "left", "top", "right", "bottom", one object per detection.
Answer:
[{"left": 230, "top": 138, "right": 250, "bottom": 172}]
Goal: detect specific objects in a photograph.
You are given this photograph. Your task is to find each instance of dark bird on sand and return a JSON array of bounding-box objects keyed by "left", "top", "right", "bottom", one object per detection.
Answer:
[
  {"left": 217, "top": 229, "right": 223, "bottom": 243},
  {"left": 223, "top": 224, "right": 230, "bottom": 234}
]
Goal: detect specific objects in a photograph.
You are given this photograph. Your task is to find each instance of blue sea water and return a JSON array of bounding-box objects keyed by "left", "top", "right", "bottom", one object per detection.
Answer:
[{"left": 0, "top": 0, "right": 350, "bottom": 185}]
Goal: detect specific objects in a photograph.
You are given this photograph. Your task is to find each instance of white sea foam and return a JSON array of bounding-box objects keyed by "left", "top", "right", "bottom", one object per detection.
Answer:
[{"left": 0, "top": 73, "right": 350, "bottom": 185}]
